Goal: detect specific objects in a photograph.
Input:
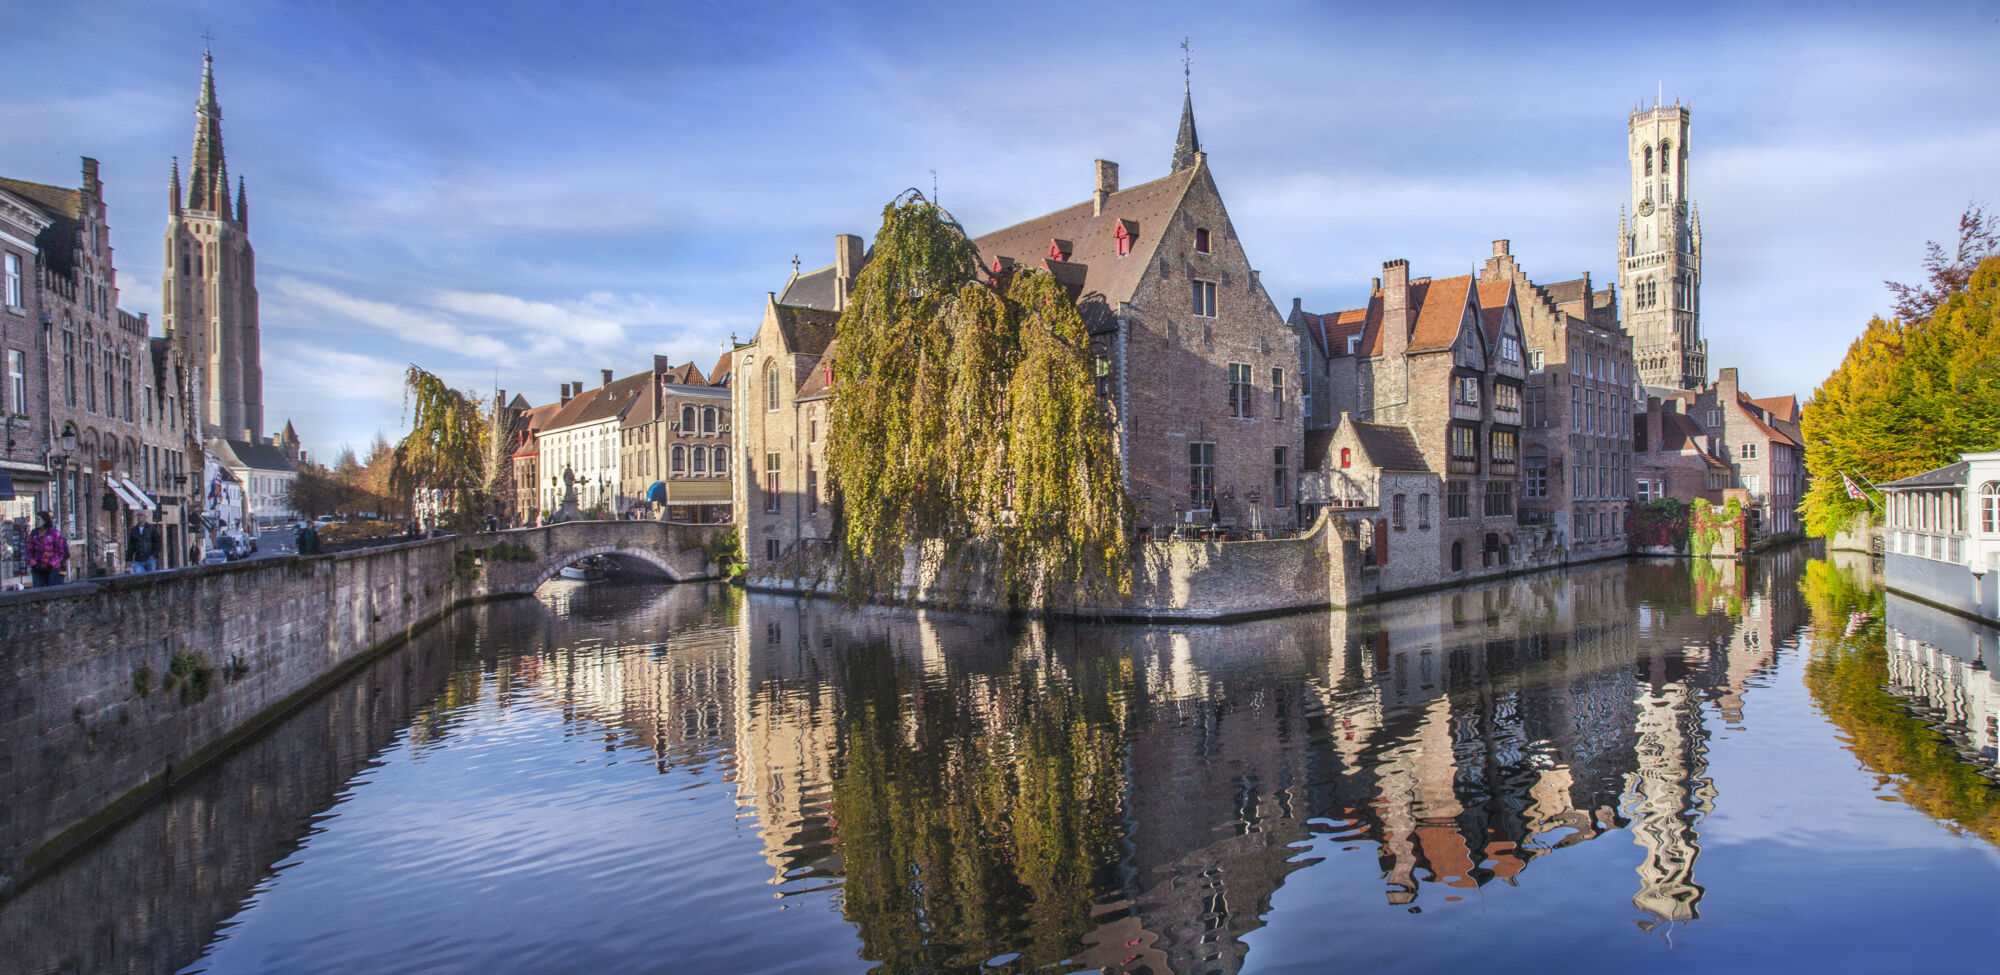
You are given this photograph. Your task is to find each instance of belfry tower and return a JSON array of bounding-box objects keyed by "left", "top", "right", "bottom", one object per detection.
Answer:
[
  {"left": 163, "top": 49, "right": 263, "bottom": 441},
  {"left": 1620, "top": 96, "right": 1705, "bottom": 390}
]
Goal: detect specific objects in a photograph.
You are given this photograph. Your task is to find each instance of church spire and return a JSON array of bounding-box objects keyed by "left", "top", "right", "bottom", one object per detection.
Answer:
[
  {"left": 1171, "top": 89, "right": 1201, "bottom": 172},
  {"left": 170, "top": 156, "right": 182, "bottom": 215},
  {"left": 187, "top": 50, "right": 227, "bottom": 215},
  {"left": 236, "top": 175, "right": 247, "bottom": 229}
]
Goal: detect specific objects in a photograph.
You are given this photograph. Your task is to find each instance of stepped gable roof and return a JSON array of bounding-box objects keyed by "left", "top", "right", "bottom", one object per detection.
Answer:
[
  {"left": 795, "top": 339, "right": 839, "bottom": 401},
  {"left": 1405, "top": 275, "right": 1474, "bottom": 354},
  {"left": 1883, "top": 461, "right": 1968, "bottom": 490},
  {"left": 574, "top": 372, "right": 651, "bottom": 425},
  {"left": 0, "top": 177, "right": 82, "bottom": 220},
  {"left": 212, "top": 438, "right": 296, "bottom": 473},
  {"left": 1348, "top": 419, "right": 1430, "bottom": 473},
  {"left": 970, "top": 166, "right": 1196, "bottom": 309},
  {"left": 774, "top": 303, "right": 840, "bottom": 358}
]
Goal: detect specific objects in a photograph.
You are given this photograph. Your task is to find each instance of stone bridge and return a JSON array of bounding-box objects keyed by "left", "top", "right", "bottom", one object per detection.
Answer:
[{"left": 0, "top": 519, "right": 728, "bottom": 897}]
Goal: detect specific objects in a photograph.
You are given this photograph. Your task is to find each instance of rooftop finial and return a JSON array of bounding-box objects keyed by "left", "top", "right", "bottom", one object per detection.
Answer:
[
  {"left": 1171, "top": 41, "right": 1201, "bottom": 173},
  {"left": 202, "top": 25, "right": 213, "bottom": 55},
  {"left": 1181, "top": 36, "right": 1192, "bottom": 92}
]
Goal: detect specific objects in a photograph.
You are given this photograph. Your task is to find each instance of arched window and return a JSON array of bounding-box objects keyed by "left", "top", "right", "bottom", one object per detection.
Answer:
[
  {"left": 1340, "top": 448, "right": 1351, "bottom": 469},
  {"left": 765, "top": 361, "right": 779, "bottom": 411},
  {"left": 1659, "top": 140, "right": 1671, "bottom": 175},
  {"left": 1644, "top": 145, "right": 1653, "bottom": 176},
  {"left": 1982, "top": 482, "right": 1999, "bottom": 534},
  {"left": 682, "top": 405, "right": 696, "bottom": 431},
  {"left": 1450, "top": 540, "right": 1463, "bottom": 572},
  {"left": 692, "top": 446, "right": 707, "bottom": 474},
  {"left": 703, "top": 407, "right": 717, "bottom": 434},
  {"left": 671, "top": 445, "right": 686, "bottom": 473}
]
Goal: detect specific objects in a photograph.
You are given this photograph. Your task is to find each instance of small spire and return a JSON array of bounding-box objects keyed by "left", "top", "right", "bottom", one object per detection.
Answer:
[
  {"left": 170, "top": 156, "right": 182, "bottom": 215},
  {"left": 236, "top": 175, "right": 247, "bottom": 229},
  {"left": 1171, "top": 88, "right": 1201, "bottom": 172}
]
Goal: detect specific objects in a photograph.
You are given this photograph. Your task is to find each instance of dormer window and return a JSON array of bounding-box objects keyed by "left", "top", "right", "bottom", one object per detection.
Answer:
[
  {"left": 1048, "top": 238, "right": 1072, "bottom": 261},
  {"left": 1340, "top": 448, "right": 1352, "bottom": 469},
  {"left": 1194, "top": 228, "right": 1211, "bottom": 253},
  {"left": 1114, "top": 220, "right": 1136, "bottom": 258}
]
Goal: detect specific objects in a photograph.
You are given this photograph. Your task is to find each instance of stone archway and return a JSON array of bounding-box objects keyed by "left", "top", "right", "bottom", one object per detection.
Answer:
[{"left": 515, "top": 544, "right": 688, "bottom": 594}]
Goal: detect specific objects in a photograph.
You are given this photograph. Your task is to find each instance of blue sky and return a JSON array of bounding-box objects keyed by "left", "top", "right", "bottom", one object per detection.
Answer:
[{"left": 4, "top": 0, "right": 1997, "bottom": 461}]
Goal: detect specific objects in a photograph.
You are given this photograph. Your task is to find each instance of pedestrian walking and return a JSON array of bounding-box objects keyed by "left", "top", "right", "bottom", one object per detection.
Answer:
[
  {"left": 127, "top": 511, "right": 161, "bottom": 573},
  {"left": 298, "top": 522, "right": 322, "bottom": 555},
  {"left": 26, "top": 511, "right": 67, "bottom": 587}
]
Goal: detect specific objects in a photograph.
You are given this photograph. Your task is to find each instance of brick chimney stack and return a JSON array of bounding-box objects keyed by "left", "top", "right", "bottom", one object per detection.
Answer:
[
  {"left": 1381, "top": 259, "right": 1412, "bottom": 362},
  {"left": 601, "top": 368, "right": 614, "bottom": 388},
  {"left": 834, "top": 233, "right": 864, "bottom": 311},
  {"left": 560, "top": 383, "right": 572, "bottom": 406},
  {"left": 1093, "top": 159, "right": 1119, "bottom": 215}
]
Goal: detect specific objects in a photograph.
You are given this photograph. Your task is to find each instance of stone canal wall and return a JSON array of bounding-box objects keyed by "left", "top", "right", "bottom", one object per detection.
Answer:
[{"left": 0, "top": 520, "right": 723, "bottom": 895}]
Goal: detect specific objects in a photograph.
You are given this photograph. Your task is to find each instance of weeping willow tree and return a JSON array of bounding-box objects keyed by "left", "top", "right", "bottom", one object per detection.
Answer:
[
  {"left": 825, "top": 193, "right": 1132, "bottom": 606},
  {"left": 390, "top": 366, "right": 491, "bottom": 531}
]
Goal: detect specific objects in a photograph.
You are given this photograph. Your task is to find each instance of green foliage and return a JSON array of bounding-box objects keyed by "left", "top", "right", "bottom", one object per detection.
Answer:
[
  {"left": 485, "top": 541, "right": 536, "bottom": 563},
  {"left": 131, "top": 664, "right": 153, "bottom": 699},
  {"left": 1799, "top": 557, "right": 2000, "bottom": 848},
  {"left": 1689, "top": 499, "right": 1744, "bottom": 557},
  {"left": 825, "top": 194, "right": 1132, "bottom": 606},
  {"left": 391, "top": 366, "right": 492, "bottom": 533},
  {"left": 1803, "top": 251, "right": 2000, "bottom": 538},
  {"left": 704, "top": 529, "right": 743, "bottom": 578},
  {"left": 165, "top": 651, "right": 213, "bottom": 705}
]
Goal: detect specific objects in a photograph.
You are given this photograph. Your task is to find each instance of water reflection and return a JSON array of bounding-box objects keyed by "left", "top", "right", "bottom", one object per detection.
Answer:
[{"left": 7, "top": 550, "right": 2000, "bottom": 974}]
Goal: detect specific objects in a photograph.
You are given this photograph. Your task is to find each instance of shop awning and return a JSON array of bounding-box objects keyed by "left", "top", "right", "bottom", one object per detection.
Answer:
[
  {"left": 645, "top": 481, "right": 667, "bottom": 503},
  {"left": 119, "top": 477, "right": 159, "bottom": 511},
  {"left": 106, "top": 478, "right": 148, "bottom": 511},
  {"left": 0, "top": 469, "right": 13, "bottom": 500}
]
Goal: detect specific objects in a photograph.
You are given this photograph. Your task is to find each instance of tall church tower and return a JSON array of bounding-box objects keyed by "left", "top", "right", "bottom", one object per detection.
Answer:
[
  {"left": 163, "top": 50, "right": 263, "bottom": 441},
  {"left": 1620, "top": 97, "right": 1705, "bottom": 390}
]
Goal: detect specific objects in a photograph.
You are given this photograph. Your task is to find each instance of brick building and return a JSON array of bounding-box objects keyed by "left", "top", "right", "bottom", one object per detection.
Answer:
[
  {"left": 1, "top": 184, "right": 54, "bottom": 585},
  {"left": 1633, "top": 397, "right": 1729, "bottom": 508},
  {"left": 620, "top": 356, "right": 732, "bottom": 523},
  {"left": 1621, "top": 98, "right": 1706, "bottom": 390},
  {"left": 1295, "top": 258, "right": 1539, "bottom": 580},
  {"left": 1650, "top": 368, "right": 1804, "bottom": 539},
  {"left": 505, "top": 397, "right": 560, "bottom": 526},
  {"left": 736, "top": 93, "right": 1305, "bottom": 573},
  {"left": 1477, "top": 240, "right": 1636, "bottom": 559}
]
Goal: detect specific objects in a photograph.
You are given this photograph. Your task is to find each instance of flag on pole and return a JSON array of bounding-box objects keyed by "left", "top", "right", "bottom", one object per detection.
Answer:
[{"left": 1842, "top": 472, "right": 1866, "bottom": 501}]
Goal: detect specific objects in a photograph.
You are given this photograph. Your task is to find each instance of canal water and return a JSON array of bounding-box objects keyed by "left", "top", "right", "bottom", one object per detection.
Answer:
[{"left": 4, "top": 549, "right": 1998, "bottom": 974}]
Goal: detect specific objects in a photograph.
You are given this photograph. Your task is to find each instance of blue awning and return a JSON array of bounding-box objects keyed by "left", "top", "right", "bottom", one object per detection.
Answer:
[
  {"left": 645, "top": 481, "right": 667, "bottom": 503},
  {"left": 0, "top": 468, "right": 13, "bottom": 500}
]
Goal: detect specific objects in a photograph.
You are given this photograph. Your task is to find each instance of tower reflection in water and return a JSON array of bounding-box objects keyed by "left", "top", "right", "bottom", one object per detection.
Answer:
[{"left": 18, "top": 550, "right": 2000, "bottom": 975}]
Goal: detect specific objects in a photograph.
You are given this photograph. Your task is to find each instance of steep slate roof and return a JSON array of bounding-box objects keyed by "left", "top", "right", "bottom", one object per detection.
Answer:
[
  {"left": 779, "top": 263, "right": 845, "bottom": 310},
  {"left": 0, "top": 177, "right": 82, "bottom": 219},
  {"left": 1475, "top": 279, "right": 1513, "bottom": 344},
  {"left": 774, "top": 304, "right": 841, "bottom": 358},
  {"left": 661, "top": 361, "right": 707, "bottom": 385},
  {"left": 1539, "top": 277, "right": 1589, "bottom": 307},
  {"left": 622, "top": 376, "right": 657, "bottom": 430},
  {"left": 1349, "top": 419, "right": 1430, "bottom": 472},
  {"left": 1750, "top": 394, "right": 1799, "bottom": 425},
  {"left": 212, "top": 438, "right": 296, "bottom": 473},
  {"left": 969, "top": 166, "right": 1197, "bottom": 312},
  {"left": 506, "top": 393, "right": 531, "bottom": 411},
  {"left": 709, "top": 349, "right": 734, "bottom": 386},
  {"left": 1735, "top": 396, "right": 1801, "bottom": 447},
  {"left": 1883, "top": 461, "right": 1968, "bottom": 489},
  {"left": 1297, "top": 306, "right": 1370, "bottom": 359},
  {"left": 1659, "top": 412, "right": 1730, "bottom": 468}
]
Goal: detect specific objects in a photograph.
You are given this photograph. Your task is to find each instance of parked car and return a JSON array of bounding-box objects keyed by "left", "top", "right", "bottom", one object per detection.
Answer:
[{"left": 202, "top": 548, "right": 229, "bottom": 565}]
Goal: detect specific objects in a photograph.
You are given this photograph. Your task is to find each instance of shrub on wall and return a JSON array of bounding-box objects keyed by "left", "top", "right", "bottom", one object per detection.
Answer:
[{"left": 1631, "top": 498, "right": 1691, "bottom": 552}]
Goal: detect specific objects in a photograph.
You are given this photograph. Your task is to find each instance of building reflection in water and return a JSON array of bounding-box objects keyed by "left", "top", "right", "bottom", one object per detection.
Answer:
[{"left": 25, "top": 548, "right": 2000, "bottom": 975}]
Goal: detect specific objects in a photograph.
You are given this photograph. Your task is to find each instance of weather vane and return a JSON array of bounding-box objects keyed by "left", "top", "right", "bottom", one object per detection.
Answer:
[
  {"left": 1181, "top": 37, "right": 1192, "bottom": 91},
  {"left": 202, "top": 26, "right": 214, "bottom": 53}
]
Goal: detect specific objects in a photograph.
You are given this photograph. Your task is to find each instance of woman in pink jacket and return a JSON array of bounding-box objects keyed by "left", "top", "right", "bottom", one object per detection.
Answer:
[{"left": 26, "top": 510, "right": 68, "bottom": 587}]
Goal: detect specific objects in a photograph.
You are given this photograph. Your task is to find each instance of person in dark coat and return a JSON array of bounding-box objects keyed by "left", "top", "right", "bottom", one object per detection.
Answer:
[{"left": 127, "top": 511, "right": 162, "bottom": 573}]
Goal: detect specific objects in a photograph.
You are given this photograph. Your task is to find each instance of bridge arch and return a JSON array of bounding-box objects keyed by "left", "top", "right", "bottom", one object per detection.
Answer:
[{"left": 471, "top": 521, "right": 727, "bottom": 597}]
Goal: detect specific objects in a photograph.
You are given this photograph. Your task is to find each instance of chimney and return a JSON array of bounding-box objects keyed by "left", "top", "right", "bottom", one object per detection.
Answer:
[
  {"left": 1492, "top": 239, "right": 1509, "bottom": 257},
  {"left": 1093, "top": 159, "right": 1119, "bottom": 215},
  {"left": 601, "top": 368, "right": 614, "bottom": 388},
  {"left": 573, "top": 379, "right": 584, "bottom": 400},
  {"left": 834, "top": 233, "right": 864, "bottom": 310},
  {"left": 1381, "top": 259, "right": 1412, "bottom": 362},
  {"left": 1291, "top": 296, "right": 1302, "bottom": 319},
  {"left": 560, "top": 383, "right": 572, "bottom": 406},
  {"left": 1718, "top": 366, "right": 1738, "bottom": 400}
]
